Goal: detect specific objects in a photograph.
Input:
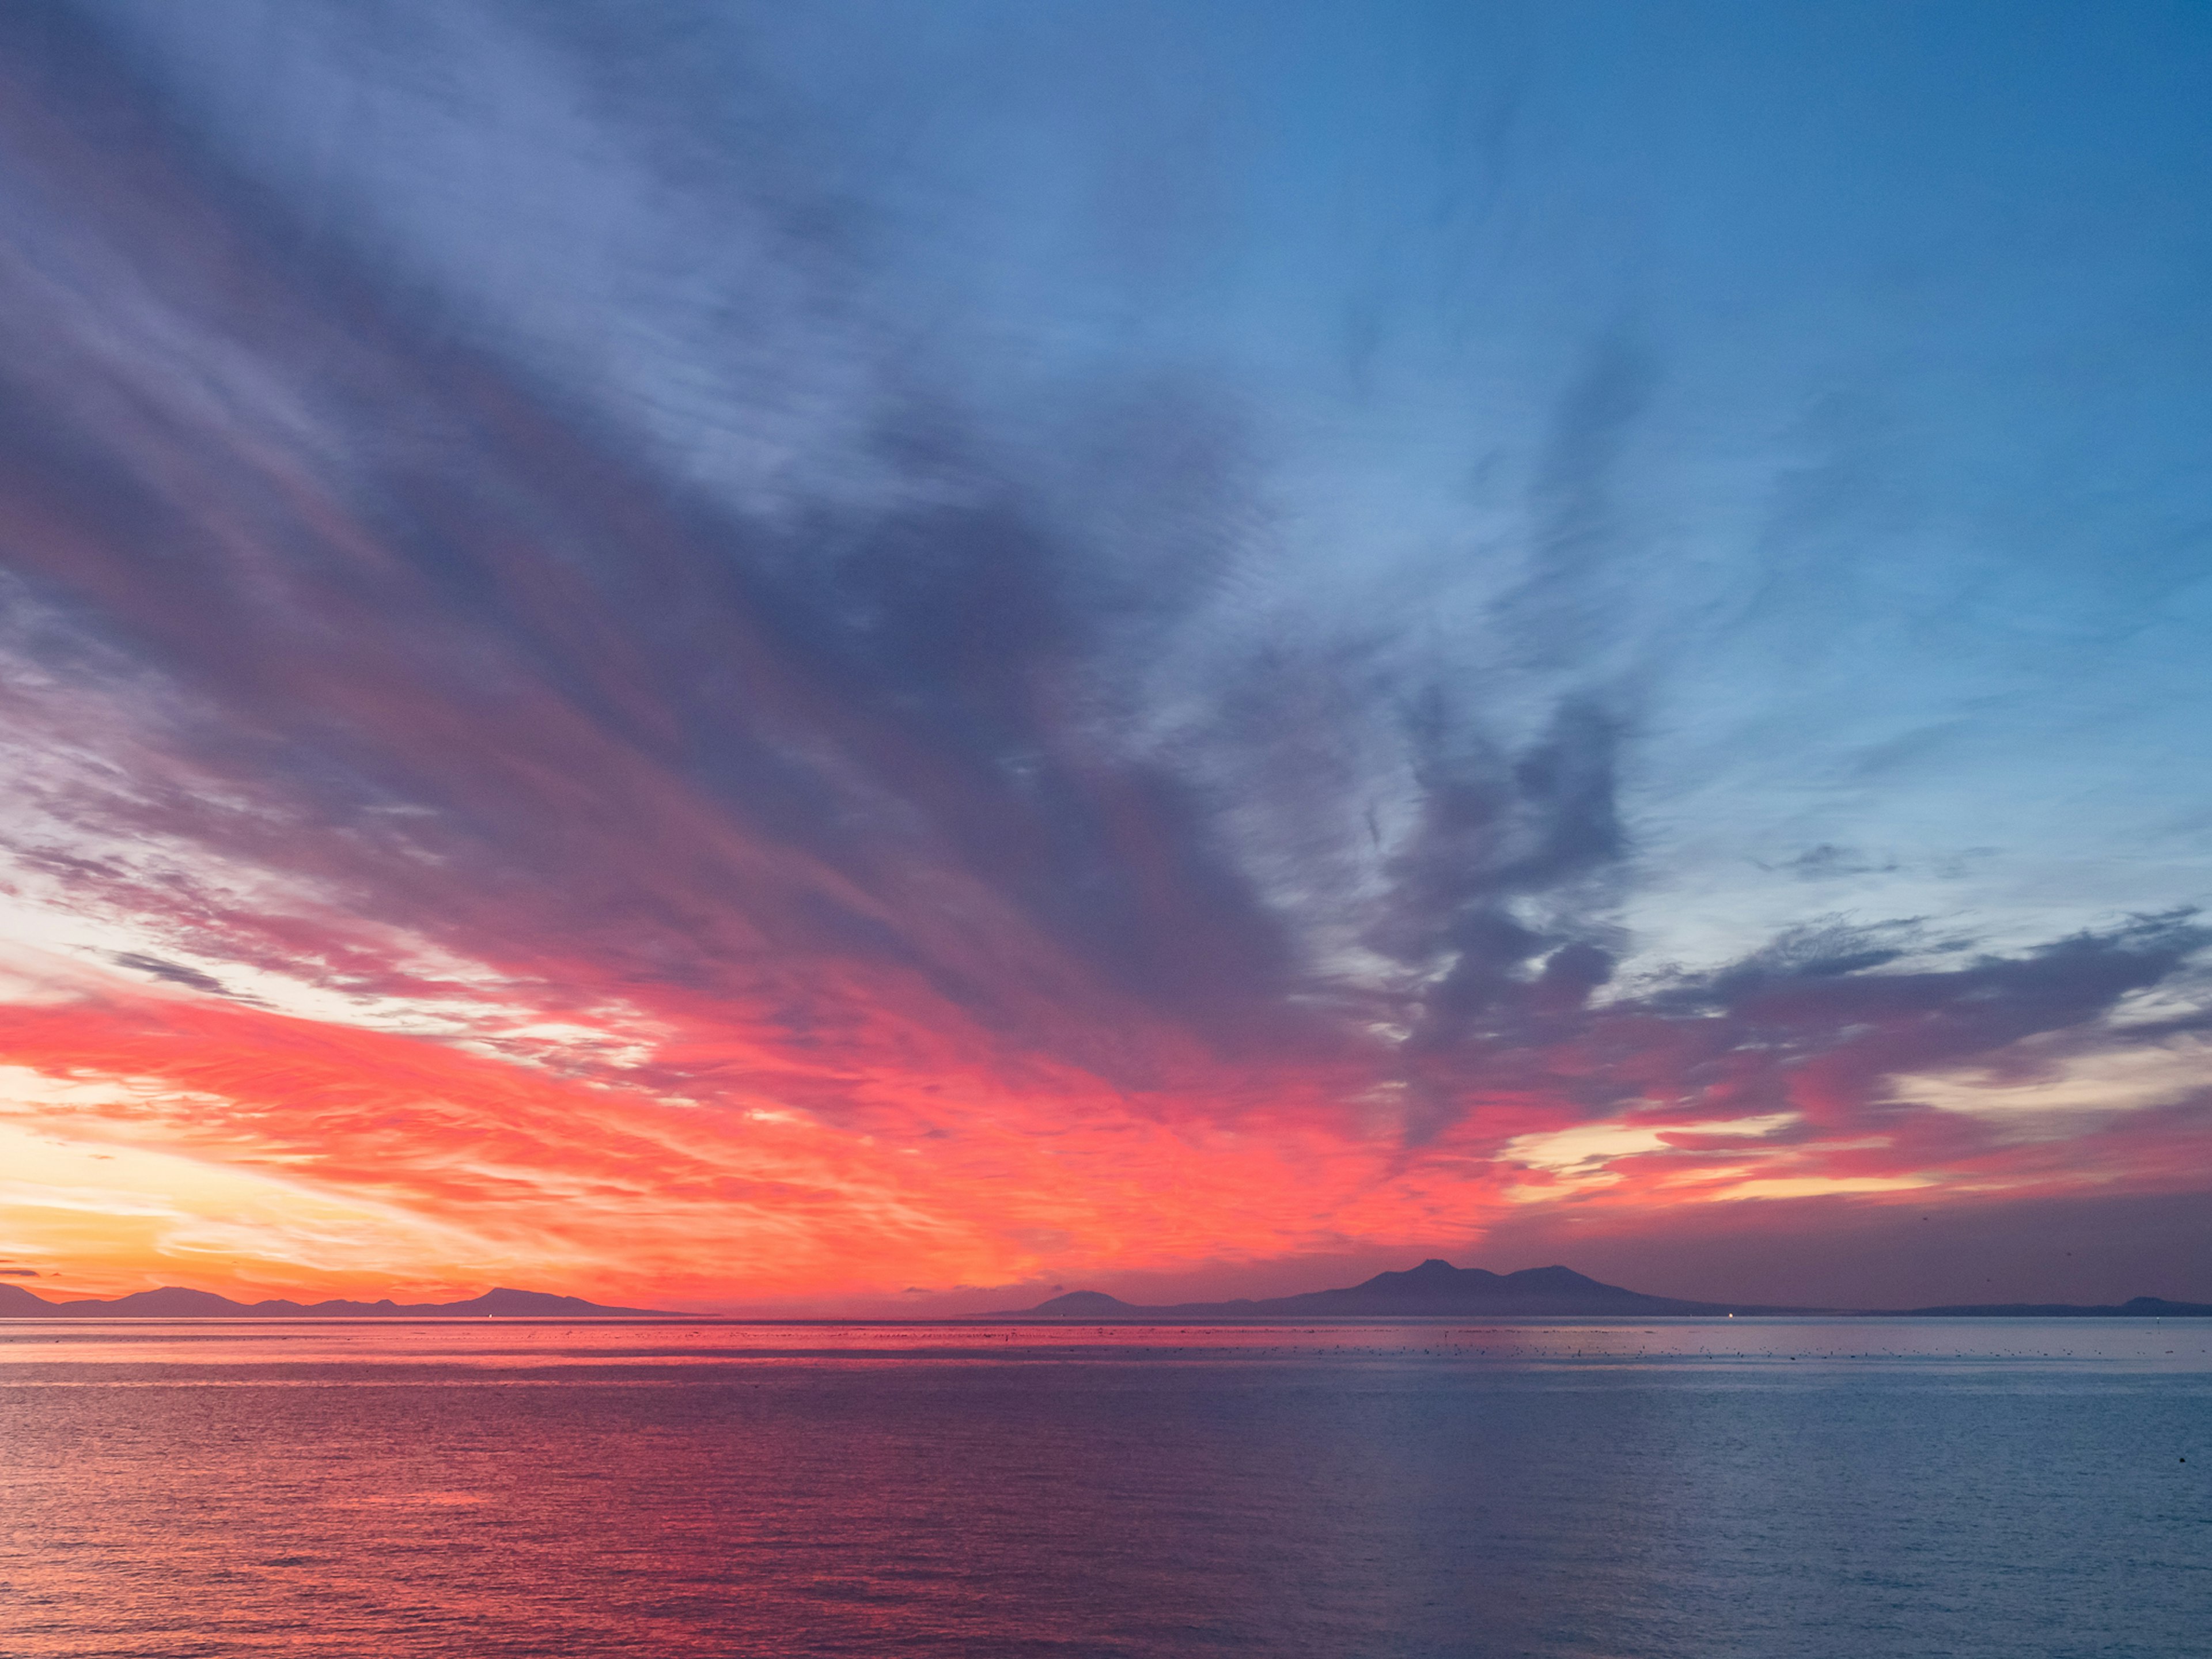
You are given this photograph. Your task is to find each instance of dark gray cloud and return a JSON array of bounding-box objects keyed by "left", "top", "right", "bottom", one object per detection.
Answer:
[
  {"left": 1376, "top": 697, "right": 1624, "bottom": 1041},
  {"left": 109, "top": 955, "right": 233, "bottom": 998},
  {"left": 1760, "top": 844, "right": 1903, "bottom": 880}
]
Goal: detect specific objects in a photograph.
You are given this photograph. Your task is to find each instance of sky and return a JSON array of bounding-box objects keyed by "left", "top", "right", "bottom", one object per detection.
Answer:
[{"left": 1, "top": 1, "right": 2208, "bottom": 1313}]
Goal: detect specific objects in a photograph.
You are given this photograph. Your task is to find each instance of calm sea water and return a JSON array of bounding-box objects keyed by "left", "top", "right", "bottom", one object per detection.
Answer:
[{"left": 1, "top": 1319, "right": 2205, "bottom": 1657}]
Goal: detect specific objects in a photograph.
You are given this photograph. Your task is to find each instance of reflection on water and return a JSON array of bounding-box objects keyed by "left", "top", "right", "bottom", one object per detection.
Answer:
[
  {"left": 1, "top": 1320, "right": 2205, "bottom": 1657},
  {"left": 6, "top": 1315, "right": 2209, "bottom": 1371}
]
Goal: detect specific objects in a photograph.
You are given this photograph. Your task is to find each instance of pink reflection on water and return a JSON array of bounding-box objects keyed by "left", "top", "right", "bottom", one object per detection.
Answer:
[
  {"left": 1, "top": 1317, "right": 2205, "bottom": 1373},
  {"left": 2, "top": 1318, "right": 2205, "bottom": 1657}
]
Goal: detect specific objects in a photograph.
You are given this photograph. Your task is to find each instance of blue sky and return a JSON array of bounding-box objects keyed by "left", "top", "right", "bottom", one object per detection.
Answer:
[{"left": 108, "top": 0, "right": 2212, "bottom": 971}]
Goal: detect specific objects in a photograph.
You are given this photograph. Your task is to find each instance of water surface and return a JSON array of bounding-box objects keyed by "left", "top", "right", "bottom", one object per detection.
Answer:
[{"left": 2, "top": 1319, "right": 2204, "bottom": 1656}]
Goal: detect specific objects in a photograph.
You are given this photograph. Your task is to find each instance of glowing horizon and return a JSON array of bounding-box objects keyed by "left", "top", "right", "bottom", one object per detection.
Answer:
[{"left": 3, "top": 3, "right": 2209, "bottom": 1314}]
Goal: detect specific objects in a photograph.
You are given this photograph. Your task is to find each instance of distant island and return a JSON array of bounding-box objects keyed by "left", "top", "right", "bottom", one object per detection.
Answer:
[
  {"left": 991, "top": 1260, "right": 1804, "bottom": 1319},
  {"left": 987, "top": 1259, "right": 2212, "bottom": 1320},
  {"left": 7, "top": 1260, "right": 2208, "bottom": 1320},
  {"left": 0, "top": 1283, "right": 686, "bottom": 1319}
]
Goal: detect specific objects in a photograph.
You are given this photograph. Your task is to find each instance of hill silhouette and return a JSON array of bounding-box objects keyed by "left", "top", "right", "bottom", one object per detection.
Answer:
[
  {"left": 1879, "top": 1295, "right": 2212, "bottom": 1317},
  {"left": 0, "top": 1283, "right": 684, "bottom": 1318},
  {"left": 7, "top": 1266, "right": 2206, "bottom": 1321},
  {"left": 1002, "top": 1259, "right": 1808, "bottom": 1318},
  {"left": 1000, "top": 1260, "right": 2212, "bottom": 1319}
]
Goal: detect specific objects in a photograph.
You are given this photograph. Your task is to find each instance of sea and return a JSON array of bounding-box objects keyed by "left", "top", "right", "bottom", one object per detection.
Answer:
[{"left": 1, "top": 1318, "right": 2203, "bottom": 1658}]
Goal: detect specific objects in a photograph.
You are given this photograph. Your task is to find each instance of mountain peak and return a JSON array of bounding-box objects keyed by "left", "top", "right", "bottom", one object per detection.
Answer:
[
  {"left": 1351, "top": 1259, "right": 1502, "bottom": 1294},
  {"left": 1005, "top": 1256, "right": 1761, "bottom": 1317},
  {"left": 1031, "top": 1290, "right": 1130, "bottom": 1313}
]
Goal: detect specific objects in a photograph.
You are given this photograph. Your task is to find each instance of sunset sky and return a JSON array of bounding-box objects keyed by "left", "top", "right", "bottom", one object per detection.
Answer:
[{"left": 2, "top": 1, "right": 2209, "bottom": 1313}]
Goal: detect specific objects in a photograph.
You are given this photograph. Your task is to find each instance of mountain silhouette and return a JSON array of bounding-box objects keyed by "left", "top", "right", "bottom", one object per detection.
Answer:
[
  {"left": 1000, "top": 1260, "right": 2212, "bottom": 1319},
  {"left": 0, "top": 1283, "right": 684, "bottom": 1318},
  {"left": 1028, "top": 1290, "right": 1134, "bottom": 1315},
  {"left": 1880, "top": 1295, "right": 2212, "bottom": 1317},
  {"left": 8, "top": 1268, "right": 2207, "bottom": 1321},
  {"left": 1001, "top": 1259, "right": 1806, "bottom": 1318}
]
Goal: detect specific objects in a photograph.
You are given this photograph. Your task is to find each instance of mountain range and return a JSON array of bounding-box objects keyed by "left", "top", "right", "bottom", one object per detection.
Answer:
[
  {"left": 5, "top": 1260, "right": 2207, "bottom": 1319},
  {"left": 0, "top": 1283, "right": 680, "bottom": 1318},
  {"left": 994, "top": 1260, "right": 1800, "bottom": 1319},
  {"left": 991, "top": 1259, "right": 2212, "bottom": 1319}
]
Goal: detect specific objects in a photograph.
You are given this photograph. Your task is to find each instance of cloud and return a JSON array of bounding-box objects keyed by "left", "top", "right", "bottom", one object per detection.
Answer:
[
  {"left": 1759, "top": 844, "right": 1903, "bottom": 880},
  {"left": 109, "top": 953, "right": 236, "bottom": 998},
  {"left": 0, "top": 3, "right": 2205, "bottom": 1304}
]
